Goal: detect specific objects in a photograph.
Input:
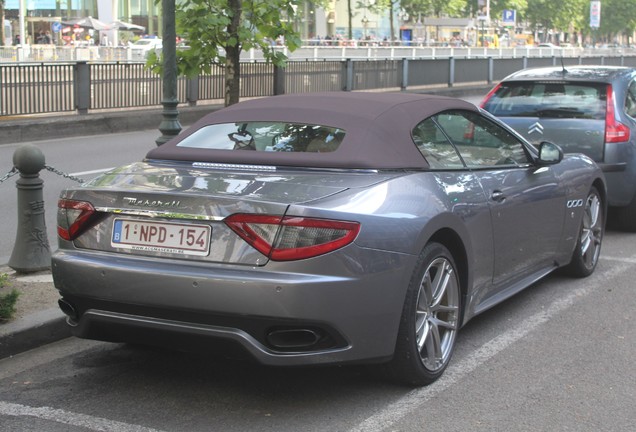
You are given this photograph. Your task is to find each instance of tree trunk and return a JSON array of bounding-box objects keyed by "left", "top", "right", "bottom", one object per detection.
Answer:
[
  {"left": 225, "top": 0, "right": 242, "bottom": 106},
  {"left": 0, "top": 4, "right": 5, "bottom": 46},
  {"left": 347, "top": 0, "right": 352, "bottom": 41},
  {"left": 389, "top": 2, "right": 395, "bottom": 42}
]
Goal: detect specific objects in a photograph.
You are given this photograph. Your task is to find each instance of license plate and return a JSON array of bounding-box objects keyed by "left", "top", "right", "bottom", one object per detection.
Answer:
[{"left": 112, "top": 219, "right": 211, "bottom": 256}]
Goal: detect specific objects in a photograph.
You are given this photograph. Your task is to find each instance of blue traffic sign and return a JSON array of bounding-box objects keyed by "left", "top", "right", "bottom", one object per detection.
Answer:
[
  {"left": 52, "top": 22, "right": 62, "bottom": 32},
  {"left": 503, "top": 9, "right": 516, "bottom": 25}
]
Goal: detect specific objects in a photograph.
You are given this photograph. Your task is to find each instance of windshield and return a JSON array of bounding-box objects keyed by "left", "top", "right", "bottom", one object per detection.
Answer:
[
  {"left": 176, "top": 122, "right": 346, "bottom": 153},
  {"left": 483, "top": 81, "right": 607, "bottom": 120}
]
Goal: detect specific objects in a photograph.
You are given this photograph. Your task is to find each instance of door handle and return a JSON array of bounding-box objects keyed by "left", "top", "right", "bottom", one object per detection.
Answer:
[{"left": 491, "top": 190, "right": 506, "bottom": 202}]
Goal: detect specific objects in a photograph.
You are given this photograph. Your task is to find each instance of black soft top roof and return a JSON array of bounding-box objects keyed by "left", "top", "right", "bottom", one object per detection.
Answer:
[{"left": 147, "top": 92, "right": 479, "bottom": 169}]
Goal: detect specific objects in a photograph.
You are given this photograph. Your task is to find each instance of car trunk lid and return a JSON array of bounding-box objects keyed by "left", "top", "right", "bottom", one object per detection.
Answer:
[{"left": 59, "top": 162, "right": 400, "bottom": 265}]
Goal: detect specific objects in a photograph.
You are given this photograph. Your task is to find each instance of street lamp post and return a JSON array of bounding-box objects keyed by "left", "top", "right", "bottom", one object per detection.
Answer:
[
  {"left": 361, "top": 15, "right": 369, "bottom": 40},
  {"left": 155, "top": 0, "right": 182, "bottom": 146}
]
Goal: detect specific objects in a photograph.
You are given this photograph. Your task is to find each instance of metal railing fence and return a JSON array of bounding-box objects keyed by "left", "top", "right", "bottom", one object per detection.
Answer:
[
  {"left": 2, "top": 43, "right": 635, "bottom": 64},
  {"left": 91, "top": 62, "right": 166, "bottom": 109},
  {"left": 0, "top": 62, "right": 76, "bottom": 115},
  {"left": 282, "top": 61, "right": 344, "bottom": 94},
  {"left": 3, "top": 54, "right": 636, "bottom": 117}
]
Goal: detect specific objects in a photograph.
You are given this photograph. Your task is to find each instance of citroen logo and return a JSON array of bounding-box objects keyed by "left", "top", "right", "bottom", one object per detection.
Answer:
[{"left": 528, "top": 122, "right": 544, "bottom": 135}]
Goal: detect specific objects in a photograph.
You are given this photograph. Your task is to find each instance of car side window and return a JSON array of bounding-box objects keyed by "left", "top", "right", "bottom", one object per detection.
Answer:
[
  {"left": 412, "top": 118, "right": 465, "bottom": 169},
  {"left": 625, "top": 80, "right": 636, "bottom": 119},
  {"left": 435, "top": 110, "right": 531, "bottom": 168}
]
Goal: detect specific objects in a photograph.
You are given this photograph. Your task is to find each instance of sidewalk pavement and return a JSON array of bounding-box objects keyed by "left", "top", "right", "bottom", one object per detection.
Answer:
[
  {"left": 0, "top": 103, "right": 222, "bottom": 145},
  {"left": 0, "top": 267, "right": 67, "bottom": 359},
  {"left": 0, "top": 85, "right": 491, "bottom": 360}
]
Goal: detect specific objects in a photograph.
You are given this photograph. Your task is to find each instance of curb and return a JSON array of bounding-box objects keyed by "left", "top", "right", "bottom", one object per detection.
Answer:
[
  {"left": 0, "top": 308, "right": 69, "bottom": 359},
  {"left": 0, "top": 104, "right": 221, "bottom": 145}
]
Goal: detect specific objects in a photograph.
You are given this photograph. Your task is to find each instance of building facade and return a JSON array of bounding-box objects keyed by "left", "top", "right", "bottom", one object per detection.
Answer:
[{"left": 1, "top": 0, "right": 399, "bottom": 46}]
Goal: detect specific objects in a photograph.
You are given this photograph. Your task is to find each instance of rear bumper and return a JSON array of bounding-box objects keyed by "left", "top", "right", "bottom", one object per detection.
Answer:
[
  {"left": 51, "top": 248, "right": 414, "bottom": 366},
  {"left": 63, "top": 309, "right": 361, "bottom": 366},
  {"left": 598, "top": 162, "right": 626, "bottom": 172},
  {"left": 604, "top": 166, "right": 636, "bottom": 206}
]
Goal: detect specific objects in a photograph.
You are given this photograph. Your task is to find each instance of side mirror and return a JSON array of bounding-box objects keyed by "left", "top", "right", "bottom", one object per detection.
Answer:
[{"left": 537, "top": 141, "right": 563, "bottom": 165}]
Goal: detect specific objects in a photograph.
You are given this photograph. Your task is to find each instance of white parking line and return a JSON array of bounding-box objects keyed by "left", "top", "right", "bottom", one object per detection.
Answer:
[
  {"left": 0, "top": 401, "right": 166, "bottom": 432},
  {"left": 70, "top": 168, "right": 114, "bottom": 177},
  {"left": 599, "top": 255, "right": 636, "bottom": 264},
  {"left": 348, "top": 261, "right": 632, "bottom": 432}
]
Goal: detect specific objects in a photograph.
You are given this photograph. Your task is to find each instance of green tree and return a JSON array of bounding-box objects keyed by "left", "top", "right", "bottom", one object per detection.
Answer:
[
  {"left": 591, "top": 0, "right": 636, "bottom": 44},
  {"left": 401, "top": 0, "right": 468, "bottom": 18},
  {"left": 525, "top": 0, "right": 586, "bottom": 42},
  {"left": 359, "top": 0, "right": 398, "bottom": 41},
  {"left": 154, "top": 0, "right": 302, "bottom": 107}
]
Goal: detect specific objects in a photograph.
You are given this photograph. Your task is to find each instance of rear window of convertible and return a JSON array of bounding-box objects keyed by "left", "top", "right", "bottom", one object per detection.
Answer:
[
  {"left": 483, "top": 81, "right": 607, "bottom": 120},
  {"left": 176, "top": 122, "right": 346, "bottom": 153}
]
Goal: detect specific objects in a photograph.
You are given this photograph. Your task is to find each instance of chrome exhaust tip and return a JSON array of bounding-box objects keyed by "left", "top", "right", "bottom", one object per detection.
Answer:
[
  {"left": 266, "top": 328, "right": 322, "bottom": 350},
  {"left": 57, "top": 298, "right": 78, "bottom": 321}
]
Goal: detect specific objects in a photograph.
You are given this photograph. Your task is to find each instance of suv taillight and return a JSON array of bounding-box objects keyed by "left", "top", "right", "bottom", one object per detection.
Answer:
[
  {"left": 57, "top": 199, "right": 97, "bottom": 241},
  {"left": 480, "top": 82, "right": 502, "bottom": 108},
  {"left": 605, "top": 84, "right": 630, "bottom": 143},
  {"left": 225, "top": 214, "right": 360, "bottom": 261}
]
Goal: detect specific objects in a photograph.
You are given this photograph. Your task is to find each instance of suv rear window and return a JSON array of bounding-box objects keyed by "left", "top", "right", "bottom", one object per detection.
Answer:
[
  {"left": 483, "top": 81, "right": 607, "bottom": 120},
  {"left": 176, "top": 122, "right": 345, "bottom": 153}
]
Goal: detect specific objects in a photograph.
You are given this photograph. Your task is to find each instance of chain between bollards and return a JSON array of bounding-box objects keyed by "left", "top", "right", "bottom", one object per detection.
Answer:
[
  {"left": 44, "top": 165, "right": 85, "bottom": 184},
  {"left": 0, "top": 167, "right": 18, "bottom": 184}
]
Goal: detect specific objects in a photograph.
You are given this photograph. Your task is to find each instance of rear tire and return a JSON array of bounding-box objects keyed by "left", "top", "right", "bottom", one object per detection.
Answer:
[
  {"left": 385, "top": 242, "right": 461, "bottom": 386},
  {"left": 563, "top": 186, "right": 604, "bottom": 277}
]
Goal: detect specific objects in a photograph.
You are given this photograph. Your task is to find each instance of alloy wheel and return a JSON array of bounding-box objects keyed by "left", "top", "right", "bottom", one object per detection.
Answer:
[
  {"left": 415, "top": 257, "right": 460, "bottom": 372},
  {"left": 580, "top": 192, "right": 603, "bottom": 270}
]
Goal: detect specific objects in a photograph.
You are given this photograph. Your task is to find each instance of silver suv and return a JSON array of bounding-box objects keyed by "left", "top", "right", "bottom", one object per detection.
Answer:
[{"left": 481, "top": 65, "right": 636, "bottom": 230}]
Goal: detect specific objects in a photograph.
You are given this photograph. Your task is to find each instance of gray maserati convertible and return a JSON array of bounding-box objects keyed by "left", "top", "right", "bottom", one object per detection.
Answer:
[{"left": 52, "top": 92, "right": 605, "bottom": 386}]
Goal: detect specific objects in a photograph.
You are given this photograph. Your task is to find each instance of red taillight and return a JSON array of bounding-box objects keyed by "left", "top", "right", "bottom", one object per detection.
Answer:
[
  {"left": 605, "top": 84, "right": 630, "bottom": 143},
  {"left": 463, "top": 122, "right": 475, "bottom": 140},
  {"left": 224, "top": 214, "right": 360, "bottom": 261},
  {"left": 57, "top": 199, "right": 97, "bottom": 241},
  {"left": 479, "top": 82, "right": 502, "bottom": 108}
]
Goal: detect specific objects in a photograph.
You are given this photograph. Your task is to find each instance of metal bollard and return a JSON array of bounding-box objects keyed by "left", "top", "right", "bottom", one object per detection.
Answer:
[{"left": 8, "top": 145, "right": 51, "bottom": 273}]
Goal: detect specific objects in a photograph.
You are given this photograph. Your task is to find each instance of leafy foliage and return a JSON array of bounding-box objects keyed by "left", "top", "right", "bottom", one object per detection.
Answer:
[
  {"left": 590, "top": 0, "right": 636, "bottom": 41},
  {"left": 400, "top": 0, "right": 470, "bottom": 18},
  {"left": 0, "top": 274, "right": 20, "bottom": 321},
  {"left": 149, "top": 0, "right": 302, "bottom": 106},
  {"left": 400, "top": 0, "right": 633, "bottom": 43}
]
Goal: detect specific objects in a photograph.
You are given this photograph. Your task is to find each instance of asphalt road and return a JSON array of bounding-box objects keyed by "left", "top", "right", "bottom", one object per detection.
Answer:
[{"left": 0, "top": 229, "right": 635, "bottom": 431}]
